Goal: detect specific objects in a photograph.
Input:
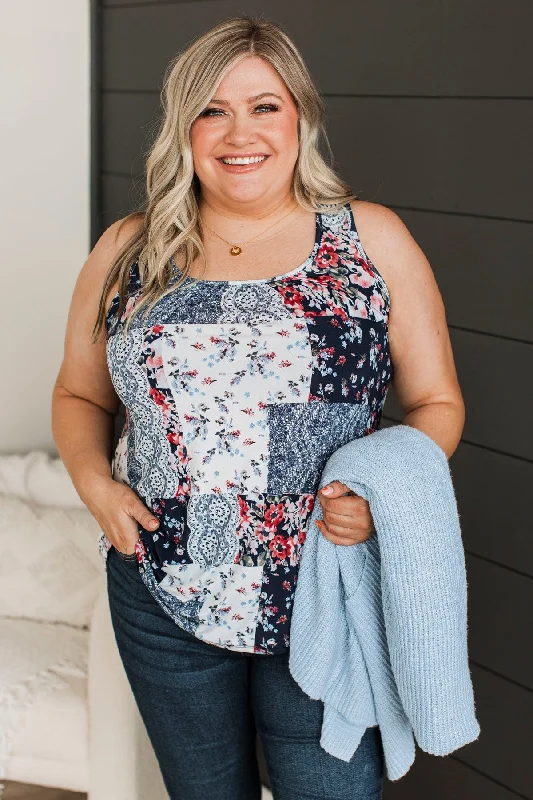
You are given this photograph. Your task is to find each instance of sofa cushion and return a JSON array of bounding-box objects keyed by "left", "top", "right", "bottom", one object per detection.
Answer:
[
  {"left": 0, "top": 494, "right": 105, "bottom": 628},
  {"left": 0, "top": 451, "right": 86, "bottom": 509},
  {"left": 0, "top": 618, "right": 89, "bottom": 792}
]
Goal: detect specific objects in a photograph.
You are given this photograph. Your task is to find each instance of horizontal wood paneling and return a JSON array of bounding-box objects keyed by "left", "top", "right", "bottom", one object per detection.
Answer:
[
  {"left": 379, "top": 418, "right": 397, "bottom": 430},
  {"left": 325, "top": 97, "right": 533, "bottom": 221},
  {"left": 392, "top": 210, "right": 533, "bottom": 344},
  {"left": 101, "top": 91, "right": 160, "bottom": 175},
  {"left": 383, "top": 330, "right": 533, "bottom": 461},
  {"left": 450, "top": 443, "right": 533, "bottom": 576},
  {"left": 451, "top": 329, "right": 532, "bottom": 460},
  {"left": 105, "top": 1, "right": 190, "bottom": 5},
  {"left": 383, "top": 749, "right": 521, "bottom": 800},
  {"left": 102, "top": 0, "right": 533, "bottom": 97},
  {"left": 101, "top": 173, "right": 146, "bottom": 230},
  {"left": 466, "top": 555, "right": 533, "bottom": 690},
  {"left": 460, "top": 666, "right": 533, "bottom": 797}
]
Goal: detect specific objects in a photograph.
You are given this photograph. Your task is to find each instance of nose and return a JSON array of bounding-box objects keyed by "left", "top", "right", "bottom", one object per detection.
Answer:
[{"left": 224, "top": 108, "right": 257, "bottom": 147}]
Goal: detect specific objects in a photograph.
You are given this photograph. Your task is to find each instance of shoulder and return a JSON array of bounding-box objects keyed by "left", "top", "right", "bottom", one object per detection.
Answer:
[
  {"left": 349, "top": 200, "right": 412, "bottom": 253},
  {"left": 348, "top": 200, "right": 431, "bottom": 294},
  {"left": 67, "top": 213, "right": 145, "bottom": 342},
  {"left": 96, "top": 213, "right": 145, "bottom": 275},
  {"left": 90, "top": 213, "right": 145, "bottom": 307}
]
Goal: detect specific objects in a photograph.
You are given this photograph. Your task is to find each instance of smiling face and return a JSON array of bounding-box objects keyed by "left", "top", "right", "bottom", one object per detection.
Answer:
[{"left": 190, "top": 55, "right": 300, "bottom": 209}]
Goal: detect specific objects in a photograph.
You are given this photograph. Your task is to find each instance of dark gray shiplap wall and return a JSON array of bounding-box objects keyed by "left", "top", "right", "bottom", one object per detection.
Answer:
[{"left": 93, "top": 2, "right": 533, "bottom": 797}]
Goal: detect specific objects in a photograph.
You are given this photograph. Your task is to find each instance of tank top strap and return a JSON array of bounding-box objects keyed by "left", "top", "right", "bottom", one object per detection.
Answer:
[
  {"left": 343, "top": 200, "right": 376, "bottom": 268},
  {"left": 105, "top": 257, "right": 142, "bottom": 339},
  {"left": 317, "top": 200, "right": 371, "bottom": 247},
  {"left": 126, "top": 257, "right": 142, "bottom": 295},
  {"left": 315, "top": 201, "right": 353, "bottom": 239}
]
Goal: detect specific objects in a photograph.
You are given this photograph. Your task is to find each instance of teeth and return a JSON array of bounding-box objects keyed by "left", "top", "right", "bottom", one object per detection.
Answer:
[{"left": 220, "top": 155, "right": 267, "bottom": 165}]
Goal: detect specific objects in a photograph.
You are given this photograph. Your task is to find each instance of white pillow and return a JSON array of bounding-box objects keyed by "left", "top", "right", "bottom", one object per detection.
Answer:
[
  {"left": 0, "top": 493, "right": 105, "bottom": 629},
  {"left": 0, "top": 451, "right": 86, "bottom": 508}
]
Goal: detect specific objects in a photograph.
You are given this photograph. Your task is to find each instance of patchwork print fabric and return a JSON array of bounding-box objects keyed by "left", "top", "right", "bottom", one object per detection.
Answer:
[{"left": 100, "top": 202, "right": 394, "bottom": 654}]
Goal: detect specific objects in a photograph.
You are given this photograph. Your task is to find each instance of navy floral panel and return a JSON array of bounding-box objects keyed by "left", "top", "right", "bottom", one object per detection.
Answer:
[{"left": 99, "top": 202, "right": 394, "bottom": 655}]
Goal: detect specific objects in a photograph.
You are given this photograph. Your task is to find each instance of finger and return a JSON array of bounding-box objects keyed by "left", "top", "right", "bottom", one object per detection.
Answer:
[
  {"left": 322, "top": 508, "right": 373, "bottom": 534},
  {"left": 323, "top": 507, "right": 367, "bottom": 525},
  {"left": 319, "top": 494, "right": 368, "bottom": 516},
  {"left": 124, "top": 492, "right": 160, "bottom": 531},
  {"left": 109, "top": 512, "right": 142, "bottom": 553},
  {"left": 316, "top": 520, "right": 360, "bottom": 546},
  {"left": 320, "top": 480, "right": 350, "bottom": 495},
  {"left": 325, "top": 521, "right": 360, "bottom": 538},
  {"left": 319, "top": 512, "right": 371, "bottom": 540},
  {"left": 110, "top": 495, "right": 159, "bottom": 554}
]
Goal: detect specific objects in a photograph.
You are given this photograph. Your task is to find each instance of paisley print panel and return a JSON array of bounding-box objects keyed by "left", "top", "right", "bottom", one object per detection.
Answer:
[{"left": 106, "top": 328, "right": 179, "bottom": 505}]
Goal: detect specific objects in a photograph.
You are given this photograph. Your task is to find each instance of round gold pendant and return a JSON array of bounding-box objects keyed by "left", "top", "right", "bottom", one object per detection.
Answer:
[{"left": 230, "top": 245, "right": 242, "bottom": 256}]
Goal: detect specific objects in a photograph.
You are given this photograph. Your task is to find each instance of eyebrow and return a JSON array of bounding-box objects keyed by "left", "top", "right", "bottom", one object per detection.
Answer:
[{"left": 208, "top": 92, "right": 284, "bottom": 106}]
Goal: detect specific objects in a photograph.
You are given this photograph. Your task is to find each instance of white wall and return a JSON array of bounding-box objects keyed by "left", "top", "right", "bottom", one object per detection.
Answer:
[{"left": 0, "top": 0, "right": 90, "bottom": 454}]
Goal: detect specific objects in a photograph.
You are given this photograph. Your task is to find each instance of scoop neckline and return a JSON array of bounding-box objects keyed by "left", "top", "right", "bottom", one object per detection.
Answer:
[{"left": 169, "top": 210, "right": 322, "bottom": 286}]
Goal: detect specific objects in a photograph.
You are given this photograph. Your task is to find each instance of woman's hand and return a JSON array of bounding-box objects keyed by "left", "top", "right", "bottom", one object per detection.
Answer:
[
  {"left": 315, "top": 481, "right": 375, "bottom": 546},
  {"left": 82, "top": 475, "right": 159, "bottom": 555}
]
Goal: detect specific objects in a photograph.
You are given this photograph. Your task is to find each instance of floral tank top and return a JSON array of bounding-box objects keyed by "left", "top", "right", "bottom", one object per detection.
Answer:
[{"left": 99, "top": 201, "right": 393, "bottom": 655}]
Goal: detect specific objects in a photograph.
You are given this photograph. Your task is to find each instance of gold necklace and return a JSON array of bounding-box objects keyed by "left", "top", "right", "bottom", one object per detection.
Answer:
[{"left": 200, "top": 200, "right": 299, "bottom": 256}]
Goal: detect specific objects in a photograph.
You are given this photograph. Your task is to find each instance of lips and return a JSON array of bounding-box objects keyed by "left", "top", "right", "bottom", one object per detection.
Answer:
[
  {"left": 217, "top": 155, "right": 269, "bottom": 164},
  {"left": 215, "top": 154, "right": 270, "bottom": 173}
]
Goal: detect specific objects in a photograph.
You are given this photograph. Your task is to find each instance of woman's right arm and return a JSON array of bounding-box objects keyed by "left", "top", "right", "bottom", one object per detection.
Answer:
[{"left": 51, "top": 218, "right": 159, "bottom": 555}]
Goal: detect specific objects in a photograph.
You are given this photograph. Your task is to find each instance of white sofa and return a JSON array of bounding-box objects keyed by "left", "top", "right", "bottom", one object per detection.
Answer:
[{"left": 0, "top": 451, "right": 273, "bottom": 800}]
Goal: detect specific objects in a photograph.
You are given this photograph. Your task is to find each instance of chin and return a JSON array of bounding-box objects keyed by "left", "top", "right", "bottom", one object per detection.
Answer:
[{"left": 219, "top": 183, "right": 271, "bottom": 203}]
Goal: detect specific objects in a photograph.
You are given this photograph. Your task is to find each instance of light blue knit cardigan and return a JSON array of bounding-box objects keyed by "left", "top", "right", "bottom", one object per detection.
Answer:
[{"left": 288, "top": 423, "right": 481, "bottom": 782}]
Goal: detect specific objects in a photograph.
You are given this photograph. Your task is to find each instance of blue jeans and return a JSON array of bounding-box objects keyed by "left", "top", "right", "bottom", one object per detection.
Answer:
[{"left": 106, "top": 545, "right": 385, "bottom": 800}]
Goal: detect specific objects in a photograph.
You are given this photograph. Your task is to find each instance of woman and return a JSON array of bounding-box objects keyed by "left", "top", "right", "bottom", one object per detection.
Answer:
[{"left": 52, "top": 15, "right": 464, "bottom": 800}]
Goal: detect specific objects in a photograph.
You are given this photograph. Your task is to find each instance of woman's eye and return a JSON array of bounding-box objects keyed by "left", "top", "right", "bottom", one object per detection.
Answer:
[
  {"left": 199, "top": 103, "right": 279, "bottom": 118},
  {"left": 254, "top": 103, "right": 280, "bottom": 113},
  {"left": 199, "top": 108, "right": 225, "bottom": 117}
]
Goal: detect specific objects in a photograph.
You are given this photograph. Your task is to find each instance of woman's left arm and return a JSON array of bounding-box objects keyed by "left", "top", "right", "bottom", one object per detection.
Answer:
[
  {"left": 359, "top": 202, "right": 465, "bottom": 458},
  {"left": 316, "top": 201, "right": 465, "bottom": 546}
]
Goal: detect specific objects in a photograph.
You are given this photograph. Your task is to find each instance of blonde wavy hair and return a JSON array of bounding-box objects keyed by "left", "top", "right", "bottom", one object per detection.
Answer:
[{"left": 91, "top": 14, "right": 357, "bottom": 343}]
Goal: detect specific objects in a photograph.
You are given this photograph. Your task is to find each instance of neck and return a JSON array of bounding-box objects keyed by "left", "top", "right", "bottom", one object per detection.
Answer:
[{"left": 199, "top": 191, "right": 294, "bottom": 223}]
